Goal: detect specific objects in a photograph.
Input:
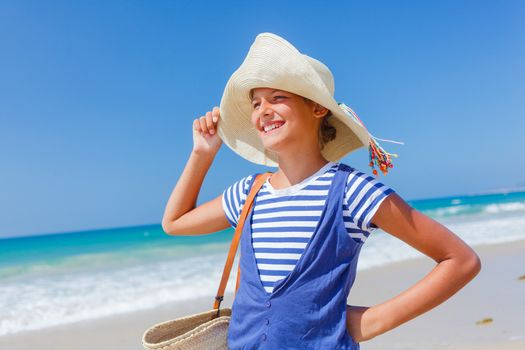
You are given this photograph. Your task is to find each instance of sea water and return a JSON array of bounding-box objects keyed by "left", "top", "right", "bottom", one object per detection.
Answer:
[{"left": 1, "top": 190, "right": 524, "bottom": 336}]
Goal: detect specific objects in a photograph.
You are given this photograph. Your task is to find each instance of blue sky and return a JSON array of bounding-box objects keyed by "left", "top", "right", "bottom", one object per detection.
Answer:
[{"left": 1, "top": 0, "right": 523, "bottom": 238}]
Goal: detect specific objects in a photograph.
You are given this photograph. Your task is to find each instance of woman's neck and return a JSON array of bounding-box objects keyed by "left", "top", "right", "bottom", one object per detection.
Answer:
[{"left": 270, "top": 153, "right": 330, "bottom": 190}]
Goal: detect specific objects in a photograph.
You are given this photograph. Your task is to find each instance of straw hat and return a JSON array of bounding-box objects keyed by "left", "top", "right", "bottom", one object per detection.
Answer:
[{"left": 218, "top": 32, "right": 401, "bottom": 176}]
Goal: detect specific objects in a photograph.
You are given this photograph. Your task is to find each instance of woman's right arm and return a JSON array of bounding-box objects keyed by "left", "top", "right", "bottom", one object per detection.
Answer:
[{"left": 161, "top": 106, "right": 230, "bottom": 236}]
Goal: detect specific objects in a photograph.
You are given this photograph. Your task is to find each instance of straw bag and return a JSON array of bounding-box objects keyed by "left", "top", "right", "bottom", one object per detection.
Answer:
[{"left": 142, "top": 172, "right": 272, "bottom": 350}]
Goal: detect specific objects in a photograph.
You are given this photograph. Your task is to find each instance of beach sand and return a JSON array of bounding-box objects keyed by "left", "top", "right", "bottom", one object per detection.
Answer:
[
  {"left": 1, "top": 239, "right": 524, "bottom": 350},
  {"left": 350, "top": 239, "right": 525, "bottom": 349}
]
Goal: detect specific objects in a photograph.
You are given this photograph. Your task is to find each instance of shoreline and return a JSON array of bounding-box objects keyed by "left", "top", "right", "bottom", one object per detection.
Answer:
[{"left": 1, "top": 239, "right": 524, "bottom": 349}]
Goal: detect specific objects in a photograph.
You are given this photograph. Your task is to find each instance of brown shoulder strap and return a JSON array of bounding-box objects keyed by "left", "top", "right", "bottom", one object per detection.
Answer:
[{"left": 213, "top": 172, "right": 272, "bottom": 310}]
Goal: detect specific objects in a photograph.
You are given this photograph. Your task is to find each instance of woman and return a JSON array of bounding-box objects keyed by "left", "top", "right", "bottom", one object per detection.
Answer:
[{"left": 161, "top": 33, "right": 481, "bottom": 349}]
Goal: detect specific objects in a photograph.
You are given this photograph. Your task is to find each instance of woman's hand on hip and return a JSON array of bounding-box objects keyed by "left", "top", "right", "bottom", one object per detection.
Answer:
[{"left": 192, "top": 106, "right": 222, "bottom": 157}]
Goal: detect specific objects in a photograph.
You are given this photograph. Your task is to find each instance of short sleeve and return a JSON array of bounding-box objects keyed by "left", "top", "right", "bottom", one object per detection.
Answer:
[
  {"left": 344, "top": 169, "right": 396, "bottom": 233},
  {"left": 221, "top": 174, "right": 256, "bottom": 228}
]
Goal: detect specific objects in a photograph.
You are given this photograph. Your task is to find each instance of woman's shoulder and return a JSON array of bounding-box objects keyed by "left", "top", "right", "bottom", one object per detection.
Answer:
[
  {"left": 336, "top": 161, "right": 355, "bottom": 172},
  {"left": 336, "top": 161, "right": 366, "bottom": 177},
  {"left": 224, "top": 171, "right": 270, "bottom": 197},
  {"left": 338, "top": 162, "right": 381, "bottom": 179},
  {"left": 338, "top": 162, "right": 395, "bottom": 195}
]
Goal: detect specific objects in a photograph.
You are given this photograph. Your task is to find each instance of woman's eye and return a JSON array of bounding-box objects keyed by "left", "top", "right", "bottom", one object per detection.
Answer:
[
  {"left": 252, "top": 102, "right": 260, "bottom": 109},
  {"left": 274, "top": 95, "right": 286, "bottom": 100}
]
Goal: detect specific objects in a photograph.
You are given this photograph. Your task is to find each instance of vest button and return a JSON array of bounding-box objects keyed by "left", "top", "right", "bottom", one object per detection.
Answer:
[
  {"left": 265, "top": 318, "right": 270, "bottom": 325},
  {"left": 261, "top": 333, "right": 267, "bottom": 341},
  {"left": 266, "top": 301, "right": 271, "bottom": 308}
]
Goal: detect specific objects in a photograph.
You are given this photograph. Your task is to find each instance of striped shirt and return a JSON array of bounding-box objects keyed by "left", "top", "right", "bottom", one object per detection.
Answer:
[{"left": 221, "top": 161, "right": 395, "bottom": 294}]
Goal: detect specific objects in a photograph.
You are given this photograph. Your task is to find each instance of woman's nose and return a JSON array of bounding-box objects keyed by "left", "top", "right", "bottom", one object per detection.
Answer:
[{"left": 258, "top": 98, "right": 273, "bottom": 117}]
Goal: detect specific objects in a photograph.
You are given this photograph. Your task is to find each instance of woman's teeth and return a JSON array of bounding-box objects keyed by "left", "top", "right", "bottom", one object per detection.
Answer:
[{"left": 264, "top": 123, "right": 284, "bottom": 133}]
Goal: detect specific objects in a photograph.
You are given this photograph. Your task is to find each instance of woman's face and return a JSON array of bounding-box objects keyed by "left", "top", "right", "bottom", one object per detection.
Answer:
[{"left": 250, "top": 88, "right": 326, "bottom": 153}]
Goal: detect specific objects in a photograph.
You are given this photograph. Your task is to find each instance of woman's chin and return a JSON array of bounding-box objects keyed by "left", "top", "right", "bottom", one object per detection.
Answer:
[
  {"left": 261, "top": 139, "right": 284, "bottom": 153},
  {"left": 259, "top": 128, "right": 293, "bottom": 153}
]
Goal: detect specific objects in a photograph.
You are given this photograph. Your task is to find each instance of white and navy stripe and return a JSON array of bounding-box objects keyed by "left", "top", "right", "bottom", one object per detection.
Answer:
[
  {"left": 222, "top": 162, "right": 394, "bottom": 294},
  {"left": 222, "top": 174, "right": 255, "bottom": 228}
]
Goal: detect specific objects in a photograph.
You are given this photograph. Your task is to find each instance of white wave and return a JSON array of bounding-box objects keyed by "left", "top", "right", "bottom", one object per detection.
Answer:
[
  {"left": 429, "top": 205, "right": 465, "bottom": 217},
  {"left": 424, "top": 201, "right": 525, "bottom": 219},
  {"left": 358, "top": 211, "right": 525, "bottom": 271},
  {"left": 0, "top": 251, "right": 238, "bottom": 336},
  {"left": 482, "top": 202, "right": 525, "bottom": 214}
]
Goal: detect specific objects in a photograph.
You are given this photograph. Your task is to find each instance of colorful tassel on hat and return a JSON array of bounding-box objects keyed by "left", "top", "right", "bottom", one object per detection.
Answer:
[{"left": 338, "top": 103, "right": 405, "bottom": 177}]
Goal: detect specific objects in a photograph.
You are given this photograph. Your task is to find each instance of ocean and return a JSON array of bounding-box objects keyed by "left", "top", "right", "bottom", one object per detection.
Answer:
[{"left": 1, "top": 190, "right": 525, "bottom": 336}]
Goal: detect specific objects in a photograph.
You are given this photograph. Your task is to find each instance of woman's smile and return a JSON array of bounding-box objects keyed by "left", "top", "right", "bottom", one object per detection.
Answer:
[{"left": 262, "top": 121, "right": 286, "bottom": 135}]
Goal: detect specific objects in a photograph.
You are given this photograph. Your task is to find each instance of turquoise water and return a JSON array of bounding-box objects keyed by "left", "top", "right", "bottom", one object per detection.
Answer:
[
  {"left": 0, "top": 224, "right": 232, "bottom": 268},
  {"left": 1, "top": 190, "right": 525, "bottom": 335},
  {"left": 407, "top": 190, "right": 525, "bottom": 218},
  {"left": 3, "top": 190, "right": 524, "bottom": 266}
]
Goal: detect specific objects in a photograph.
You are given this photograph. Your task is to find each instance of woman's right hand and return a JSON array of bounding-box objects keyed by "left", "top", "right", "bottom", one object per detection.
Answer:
[{"left": 192, "top": 106, "right": 223, "bottom": 156}]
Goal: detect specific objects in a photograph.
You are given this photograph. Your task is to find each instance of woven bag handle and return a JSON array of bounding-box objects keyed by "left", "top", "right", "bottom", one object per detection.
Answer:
[{"left": 213, "top": 171, "right": 273, "bottom": 311}]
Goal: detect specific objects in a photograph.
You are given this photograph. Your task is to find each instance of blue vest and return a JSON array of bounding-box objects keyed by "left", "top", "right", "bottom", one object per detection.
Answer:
[{"left": 228, "top": 163, "right": 362, "bottom": 349}]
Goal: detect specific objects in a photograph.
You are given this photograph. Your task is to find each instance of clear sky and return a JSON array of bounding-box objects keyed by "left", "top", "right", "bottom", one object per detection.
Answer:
[{"left": 1, "top": 0, "right": 523, "bottom": 238}]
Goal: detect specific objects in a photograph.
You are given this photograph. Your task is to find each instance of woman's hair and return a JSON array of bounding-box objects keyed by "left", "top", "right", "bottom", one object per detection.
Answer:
[
  {"left": 319, "top": 110, "right": 336, "bottom": 151},
  {"left": 302, "top": 97, "right": 336, "bottom": 151}
]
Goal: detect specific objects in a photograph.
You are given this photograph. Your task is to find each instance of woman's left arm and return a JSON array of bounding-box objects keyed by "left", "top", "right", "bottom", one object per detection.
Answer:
[{"left": 346, "top": 192, "right": 482, "bottom": 342}]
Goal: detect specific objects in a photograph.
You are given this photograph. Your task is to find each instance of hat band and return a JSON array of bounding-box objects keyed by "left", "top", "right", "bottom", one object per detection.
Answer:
[{"left": 338, "top": 103, "right": 405, "bottom": 176}]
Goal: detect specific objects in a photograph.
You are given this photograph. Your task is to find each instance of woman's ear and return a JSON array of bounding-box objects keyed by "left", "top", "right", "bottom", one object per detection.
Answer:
[{"left": 313, "top": 103, "right": 330, "bottom": 118}]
